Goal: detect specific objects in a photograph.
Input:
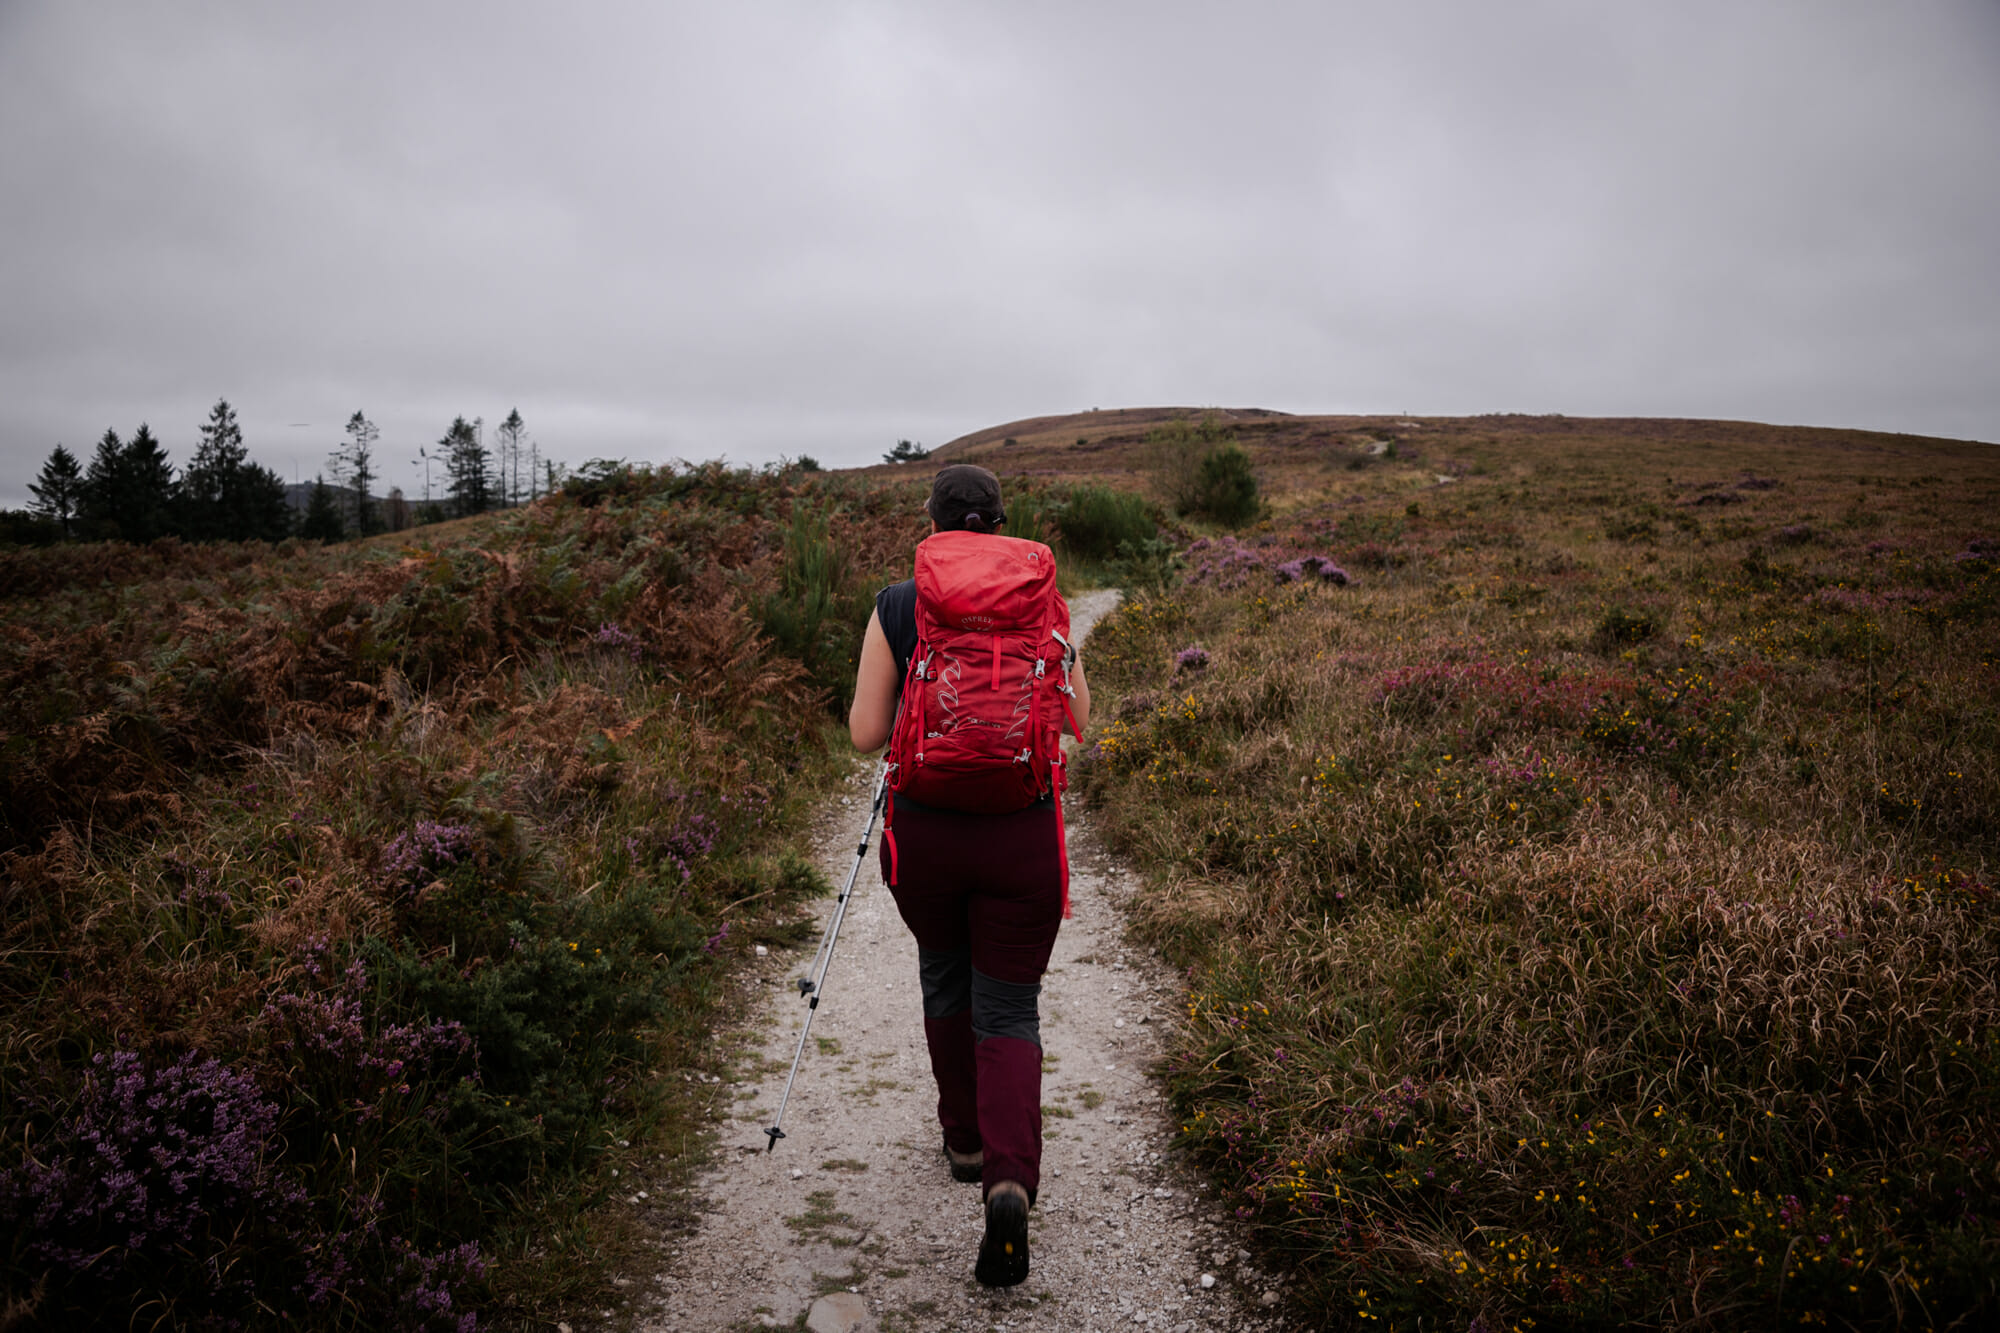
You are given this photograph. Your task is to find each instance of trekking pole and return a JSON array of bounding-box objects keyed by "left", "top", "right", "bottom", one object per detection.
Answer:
[{"left": 764, "top": 764, "right": 889, "bottom": 1152}]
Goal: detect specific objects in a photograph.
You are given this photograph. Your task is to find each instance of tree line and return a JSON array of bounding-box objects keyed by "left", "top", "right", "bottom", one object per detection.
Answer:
[{"left": 10, "top": 400, "right": 546, "bottom": 546}]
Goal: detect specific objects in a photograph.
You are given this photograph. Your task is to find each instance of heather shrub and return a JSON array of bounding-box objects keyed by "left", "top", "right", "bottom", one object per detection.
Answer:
[
  {"left": 1078, "top": 429, "right": 2000, "bottom": 1329},
  {"left": 1594, "top": 604, "right": 1658, "bottom": 646},
  {"left": 0, "top": 461, "right": 907, "bottom": 1326},
  {"left": 1, "top": 1049, "right": 484, "bottom": 1328}
]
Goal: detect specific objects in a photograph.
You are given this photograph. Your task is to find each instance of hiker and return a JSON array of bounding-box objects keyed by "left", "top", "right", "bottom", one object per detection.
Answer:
[{"left": 848, "top": 464, "right": 1091, "bottom": 1288}]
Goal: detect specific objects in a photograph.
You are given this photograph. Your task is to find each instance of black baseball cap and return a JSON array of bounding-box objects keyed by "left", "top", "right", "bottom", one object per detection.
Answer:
[{"left": 926, "top": 464, "right": 1006, "bottom": 532}]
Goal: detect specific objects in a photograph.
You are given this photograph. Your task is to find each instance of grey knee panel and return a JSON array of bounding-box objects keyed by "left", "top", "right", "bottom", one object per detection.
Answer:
[
  {"left": 918, "top": 947, "right": 972, "bottom": 1020},
  {"left": 971, "top": 968, "right": 1042, "bottom": 1047}
]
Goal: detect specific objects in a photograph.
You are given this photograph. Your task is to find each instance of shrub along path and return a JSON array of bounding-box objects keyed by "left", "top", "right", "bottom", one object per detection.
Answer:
[{"left": 618, "top": 591, "right": 1288, "bottom": 1333}]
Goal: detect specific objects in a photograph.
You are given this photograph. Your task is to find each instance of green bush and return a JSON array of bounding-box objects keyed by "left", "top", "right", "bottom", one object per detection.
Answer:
[
  {"left": 1001, "top": 486, "right": 1060, "bottom": 550},
  {"left": 1146, "top": 415, "right": 1235, "bottom": 515},
  {"left": 1055, "top": 485, "right": 1156, "bottom": 563},
  {"left": 1187, "top": 444, "right": 1261, "bottom": 526}
]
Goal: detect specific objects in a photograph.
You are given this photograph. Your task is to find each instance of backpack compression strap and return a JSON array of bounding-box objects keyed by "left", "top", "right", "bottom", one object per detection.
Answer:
[{"left": 1053, "top": 686, "right": 1083, "bottom": 919}]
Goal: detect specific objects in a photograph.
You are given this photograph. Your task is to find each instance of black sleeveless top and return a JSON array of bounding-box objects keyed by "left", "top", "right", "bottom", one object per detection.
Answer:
[{"left": 875, "top": 579, "right": 920, "bottom": 679}]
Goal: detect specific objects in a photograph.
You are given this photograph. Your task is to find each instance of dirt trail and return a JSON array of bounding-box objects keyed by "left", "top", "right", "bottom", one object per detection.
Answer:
[{"left": 633, "top": 590, "right": 1288, "bottom": 1333}]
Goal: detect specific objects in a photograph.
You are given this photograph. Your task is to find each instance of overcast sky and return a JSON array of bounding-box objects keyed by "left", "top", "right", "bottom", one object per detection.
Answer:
[{"left": 3, "top": 1, "right": 1996, "bottom": 507}]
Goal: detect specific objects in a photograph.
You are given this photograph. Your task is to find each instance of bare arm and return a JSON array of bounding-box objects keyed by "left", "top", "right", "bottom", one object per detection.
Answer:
[
  {"left": 1066, "top": 657, "right": 1091, "bottom": 736},
  {"left": 848, "top": 609, "right": 899, "bottom": 752}
]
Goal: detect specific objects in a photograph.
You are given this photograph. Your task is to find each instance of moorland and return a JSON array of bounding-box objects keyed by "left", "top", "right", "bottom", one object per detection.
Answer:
[{"left": 3, "top": 409, "right": 1994, "bottom": 1330}]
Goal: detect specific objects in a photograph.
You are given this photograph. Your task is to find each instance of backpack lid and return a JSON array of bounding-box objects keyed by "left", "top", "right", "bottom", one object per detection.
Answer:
[{"left": 913, "top": 530, "right": 1059, "bottom": 633}]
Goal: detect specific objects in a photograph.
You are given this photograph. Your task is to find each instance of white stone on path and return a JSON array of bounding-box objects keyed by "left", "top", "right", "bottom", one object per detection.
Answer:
[{"left": 805, "top": 1291, "right": 869, "bottom": 1333}]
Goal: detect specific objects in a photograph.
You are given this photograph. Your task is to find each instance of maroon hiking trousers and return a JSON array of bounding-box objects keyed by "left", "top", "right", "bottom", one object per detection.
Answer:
[{"left": 881, "top": 794, "right": 1062, "bottom": 1200}]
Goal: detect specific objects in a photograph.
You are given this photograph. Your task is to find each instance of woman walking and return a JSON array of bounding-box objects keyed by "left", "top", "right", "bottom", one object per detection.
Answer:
[{"left": 847, "top": 464, "right": 1090, "bottom": 1287}]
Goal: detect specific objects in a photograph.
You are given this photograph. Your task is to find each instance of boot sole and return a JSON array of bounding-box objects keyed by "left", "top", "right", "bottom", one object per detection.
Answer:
[{"left": 974, "top": 1190, "right": 1030, "bottom": 1287}]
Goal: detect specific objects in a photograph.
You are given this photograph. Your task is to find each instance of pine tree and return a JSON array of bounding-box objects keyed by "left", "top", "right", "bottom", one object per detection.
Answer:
[
  {"left": 299, "top": 475, "right": 345, "bottom": 542},
  {"left": 121, "top": 424, "right": 175, "bottom": 541},
  {"left": 79, "top": 429, "right": 125, "bottom": 539},
  {"left": 441, "top": 416, "right": 490, "bottom": 516},
  {"left": 171, "top": 400, "right": 291, "bottom": 542},
  {"left": 82, "top": 424, "right": 175, "bottom": 541},
  {"left": 496, "top": 409, "right": 526, "bottom": 507},
  {"left": 236, "top": 462, "right": 294, "bottom": 542},
  {"left": 178, "top": 399, "right": 248, "bottom": 540},
  {"left": 28, "top": 444, "right": 84, "bottom": 539},
  {"left": 334, "top": 411, "right": 379, "bottom": 534}
]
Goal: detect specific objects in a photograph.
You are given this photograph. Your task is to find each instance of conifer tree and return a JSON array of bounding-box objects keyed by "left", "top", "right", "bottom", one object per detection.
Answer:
[
  {"left": 233, "top": 460, "right": 294, "bottom": 542},
  {"left": 28, "top": 444, "right": 84, "bottom": 539},
  {"left": 441, "top": 416, "right": 490, "bottom": 516},
  {"left": 79, "top": 429, "right": 124, "bottom": 539},
  {"left": 334, "top": 411, "right": 380, "bottom": 534},
  {"left": 299, "top": 475, "right": 345, "bottom": 542},
  {"left": 173, "top": 400, "right": 292, "bottom": 542},
  {"left": 178, "top": 399, "right": 247, "bottom": 540},
  {"left": 82, "top": 424, "right": 175, "bottom": 541},
  {"left": 496, "top": 409, "right": 526, "bottom": 508}
]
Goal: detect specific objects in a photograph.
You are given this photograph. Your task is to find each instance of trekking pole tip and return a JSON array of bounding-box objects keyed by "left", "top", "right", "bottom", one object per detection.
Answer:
[{"left": 763, "top": 1126, "right": 785, "bottom": 1153}]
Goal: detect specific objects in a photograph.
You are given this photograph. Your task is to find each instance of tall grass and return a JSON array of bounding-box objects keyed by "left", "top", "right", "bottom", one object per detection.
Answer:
[
  {"left": 0, "top": 463, "right": 918, "bottom": 1327},
  {"left": 1079, "top": 441, "right": 1999, "bottom": 1329}
]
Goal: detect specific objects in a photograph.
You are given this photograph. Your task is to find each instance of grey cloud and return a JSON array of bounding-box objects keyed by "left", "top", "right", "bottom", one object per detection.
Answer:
[{"left": 2, "top": 0, "right": 1995, "bottom": 506}]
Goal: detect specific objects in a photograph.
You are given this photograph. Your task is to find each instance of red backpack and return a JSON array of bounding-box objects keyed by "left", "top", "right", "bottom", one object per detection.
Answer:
[{"left": 883, "top": 530, "right": 1080, "bottom": 914}]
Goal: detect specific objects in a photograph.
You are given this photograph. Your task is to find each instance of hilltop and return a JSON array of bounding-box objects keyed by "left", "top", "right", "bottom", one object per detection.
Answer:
[{"left": 909, "top": 406, "right": 1992, "bottom": 483}]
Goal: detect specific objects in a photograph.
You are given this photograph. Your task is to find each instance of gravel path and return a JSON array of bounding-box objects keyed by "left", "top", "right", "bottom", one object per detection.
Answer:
[{"left": 631, "top": 590, "right": 1292, "bottom": 1333}]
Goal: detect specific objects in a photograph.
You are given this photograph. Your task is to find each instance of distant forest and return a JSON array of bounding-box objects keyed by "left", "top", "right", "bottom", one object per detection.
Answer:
[{"left": 5, "top": 400, "right": 548, "bottom": 546}]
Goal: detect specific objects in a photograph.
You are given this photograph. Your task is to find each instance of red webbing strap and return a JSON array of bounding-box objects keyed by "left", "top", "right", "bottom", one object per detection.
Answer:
[
  {"left": 1054, "top": 761, "right": 1071, "bottom": 919},
  {"left": 1052, "top": 644, "right": 1084, "bottom": 918},
  {"left": 883, "top": 789, "right": 898, "bottom": 886}
]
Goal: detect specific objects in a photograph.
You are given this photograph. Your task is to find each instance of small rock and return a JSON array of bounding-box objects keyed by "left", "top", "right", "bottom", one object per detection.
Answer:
[
  {"left": 1238, "top": 1248, "right": 1252, "bottom": 1264},
  {"left": 1200, "top": 1273, "right": 1216, "bottom": 1289},
  {"left": 805, "top": 1290, "right": 868, "bottom": 1333},
  {"left": 757, "top": 1316, "right": 780, "bottom": 1329},
  {"left": 755, "top": 945, "right": 769, "bottom": 957},
  {"left": 1138, "top": 1013, "right": 1151, "bottom": 1024},
  {"left": 1114, "top": 1019, "right": 1125, "bottom": 1028},
  {"left": 558, "top": 1325, "right": 572, "bottom": 1333},
  {"left": 790, "top": 1168, "right": 804, "bottom": 1179},
  {"left": 1260, "top": 1290, "right": 1281, "bottom": 1307}
]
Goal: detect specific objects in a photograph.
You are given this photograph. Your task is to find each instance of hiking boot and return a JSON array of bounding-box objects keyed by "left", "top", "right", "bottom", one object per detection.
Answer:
[
  {"left": 974, "top": 1184, "right": 1030, "bottom": 1287},
  {"left": 944, "top": 1139, "right": 984, "bottom": 1184}
]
